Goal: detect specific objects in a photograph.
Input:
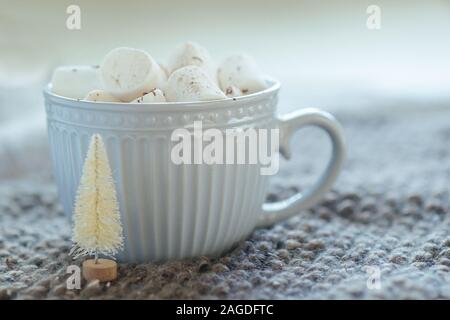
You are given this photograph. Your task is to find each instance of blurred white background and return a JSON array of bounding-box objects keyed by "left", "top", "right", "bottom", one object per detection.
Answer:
[{"left": 1, "top": 0, "right": 450, "bottom": 179}]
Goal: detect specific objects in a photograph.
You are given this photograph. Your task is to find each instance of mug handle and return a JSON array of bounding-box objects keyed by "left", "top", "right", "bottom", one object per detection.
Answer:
[{"left": 257, "top": 108, "right": 346, "bottom": 228}]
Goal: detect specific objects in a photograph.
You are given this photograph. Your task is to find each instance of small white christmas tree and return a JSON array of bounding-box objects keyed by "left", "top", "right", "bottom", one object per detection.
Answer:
[{"left": 70, "top": 134, "right": 124, "bottom": 265}]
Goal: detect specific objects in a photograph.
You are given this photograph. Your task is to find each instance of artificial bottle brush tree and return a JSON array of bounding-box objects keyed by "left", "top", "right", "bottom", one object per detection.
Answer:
[{"left": 69, "top": 134, "right": 124, "bottom": 282}]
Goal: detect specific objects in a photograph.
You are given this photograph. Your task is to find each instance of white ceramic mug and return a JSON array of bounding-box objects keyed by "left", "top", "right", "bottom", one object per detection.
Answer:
[{"left": 44, "top": 80, "right": 345, "bottom": 262}]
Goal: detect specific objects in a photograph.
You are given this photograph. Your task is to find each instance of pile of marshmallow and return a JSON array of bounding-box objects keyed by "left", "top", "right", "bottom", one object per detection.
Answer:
[{"left": 51, "top": 42, "right": 268, "bottom": 103}]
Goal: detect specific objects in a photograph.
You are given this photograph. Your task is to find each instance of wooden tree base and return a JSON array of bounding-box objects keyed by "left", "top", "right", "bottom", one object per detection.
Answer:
[{"left": 82, "top": 258, "right": 118, "bottom": 282}]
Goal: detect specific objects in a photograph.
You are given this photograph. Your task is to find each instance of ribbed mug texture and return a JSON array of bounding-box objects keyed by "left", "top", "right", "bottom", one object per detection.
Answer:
[{"left": 44, "top": 83, "right": 280, "bottom": 262}]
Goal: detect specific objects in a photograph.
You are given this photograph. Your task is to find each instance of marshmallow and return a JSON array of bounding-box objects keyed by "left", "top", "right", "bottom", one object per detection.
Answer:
[
  {"left": 167, "top": 42, "right": 217, "bottom": 83},
  {"left": 51, "top": 65, "right": 100, "bottom": 99},
  {"left": 166, "top": 66, "right": 226, "bottom": 102},
  {"left": 100, "top": 47, "right": 166, "bottom": 102},
  {"left": 224, "top": 85, "right": 242, "bottom": 98},
  {"left": 218, "top": 54, "right": 267, "bottom": 95},
  {"left": 84, "top": 89, "right": 122, "bottom": 102},
  {"left": 131, "top": 88, "right": 166, "bottom": 103},
  {"left": 159, "top": 62, "right": 170, "bottom": 78}
]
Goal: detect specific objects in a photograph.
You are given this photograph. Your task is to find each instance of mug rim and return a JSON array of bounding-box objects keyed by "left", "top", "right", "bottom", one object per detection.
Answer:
[{"left": 43, "top": 79, "right": 280, "bottom": 113}]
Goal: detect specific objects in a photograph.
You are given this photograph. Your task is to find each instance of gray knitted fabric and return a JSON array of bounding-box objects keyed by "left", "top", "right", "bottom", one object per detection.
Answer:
[{"left": 1, "top": 108, "right": 450, "bottom": 299}]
